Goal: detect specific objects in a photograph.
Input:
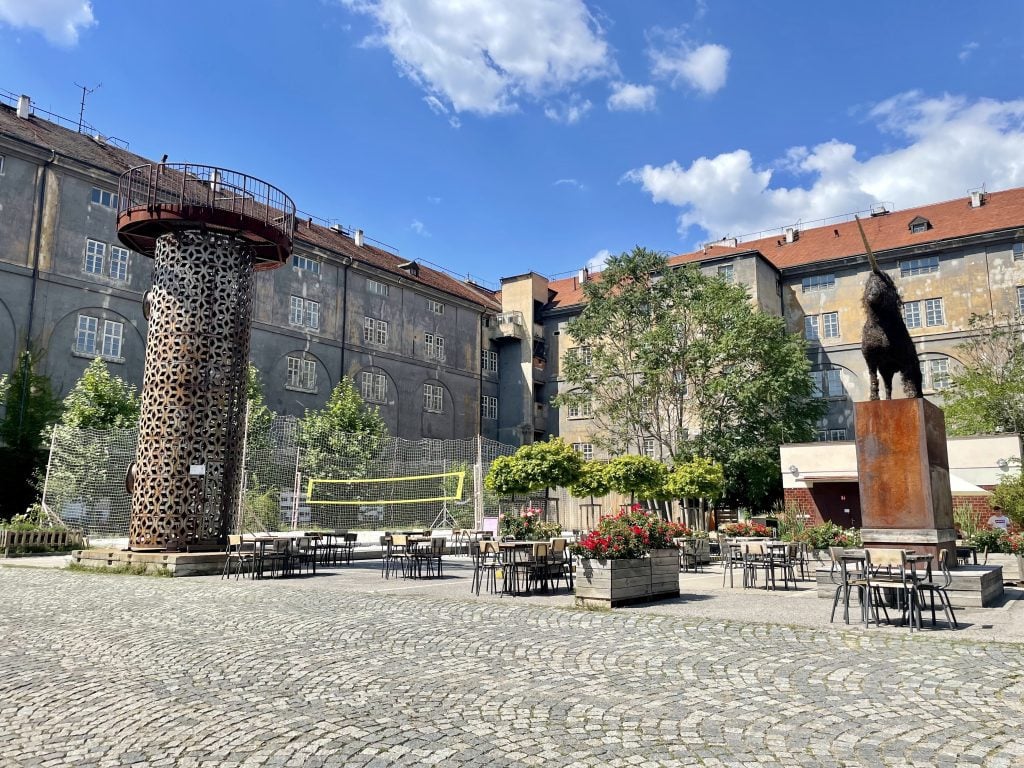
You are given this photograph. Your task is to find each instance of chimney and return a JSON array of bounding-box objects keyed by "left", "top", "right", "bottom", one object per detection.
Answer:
[
  {"left": 354, "top": 229, "right": 364, "bottom": 247},
  {"left": 784, "top": 226, "right": 798, "bottom": 244},
  {"left": 577, "top": 267, "right": 589, "bottom": 283},
  {"left": 969, "top": 189, "right": 985, "bottom": 208},
  {"left": 16, "top": 94, "right": 30, "bottom": 119}
]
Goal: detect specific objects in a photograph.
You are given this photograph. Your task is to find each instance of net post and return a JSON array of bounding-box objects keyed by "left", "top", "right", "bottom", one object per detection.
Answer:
[
  {"left": 40, "top": 426, "right": 59, "bottom": 527},
  {"left": 474, "top": 436, "right": 484, "bottom": 529},
  {"left": 235, "top": 399, "right": 251, "bottom": 535},
  {"left": 292, "top": 445, "right": 302, "bottom": 531}
]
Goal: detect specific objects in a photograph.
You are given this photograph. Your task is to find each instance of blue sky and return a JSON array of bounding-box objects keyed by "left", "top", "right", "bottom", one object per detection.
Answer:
[{"left": 2, "top": 1, "right": 1023, "bottom": 287}]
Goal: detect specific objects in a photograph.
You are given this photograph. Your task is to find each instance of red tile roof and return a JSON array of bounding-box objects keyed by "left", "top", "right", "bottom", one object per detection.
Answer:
[
  {"left": 547, "top": 187, "right": 1024, "bottom": 310},
  {"left": 0, "top": 102, "right": 499, "bottom": 311}
]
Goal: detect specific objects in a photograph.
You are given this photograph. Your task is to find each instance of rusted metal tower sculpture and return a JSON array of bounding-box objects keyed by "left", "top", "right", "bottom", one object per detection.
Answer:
[{"left": 117, "top": 164, "right": 294, "bottom": 550}]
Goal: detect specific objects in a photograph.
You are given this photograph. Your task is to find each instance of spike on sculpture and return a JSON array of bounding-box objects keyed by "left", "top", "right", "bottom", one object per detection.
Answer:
[{"left": 856, "top": 216, "right": 923, "bottom": 400}]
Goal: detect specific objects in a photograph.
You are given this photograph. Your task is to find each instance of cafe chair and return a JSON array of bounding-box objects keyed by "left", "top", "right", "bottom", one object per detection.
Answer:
[
  {"left": 742, "top": 542, "right": 774, "bottom": 589},
  {"left": 413, "top": 537, "right": 446, "bottom": 578},
  {"left": 547, "top": 537, "right": 573, "bottom": 590},
  {"left": 720, "top": 539, "right": 744, "bottom": 588},
  {"left": 383, "top": 534, "right": 410, "bottom": 579},
  {"left": 222, "top": 535, "right": 256, "bottom": 580},
  {"left": 864, "top": 548, "right": 916, "bottom": 630},
  {"left": 342, "top": 532, "right": 358, "bottom": 564},
  {"left": 915, "top": 549, "right": 959, "bottom": 629},
  {"left": 828, "top": 547, "right": 885, "bottom": 626},
  {"left": 471, "top": 540, "right": 502, "bottom": 595},
  {"left": 289, "top": 536, "right": 316, "bottom": 576}
]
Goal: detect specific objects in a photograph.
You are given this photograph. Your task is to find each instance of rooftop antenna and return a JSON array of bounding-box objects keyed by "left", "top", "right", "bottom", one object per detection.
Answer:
[{"left": 74, "top": 81, "right": 101, "bottom": 133}]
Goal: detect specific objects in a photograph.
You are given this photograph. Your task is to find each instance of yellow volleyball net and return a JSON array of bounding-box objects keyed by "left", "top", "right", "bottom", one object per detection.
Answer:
[{"left": 306, "top": 471, "right": 466, "bottom": 506}]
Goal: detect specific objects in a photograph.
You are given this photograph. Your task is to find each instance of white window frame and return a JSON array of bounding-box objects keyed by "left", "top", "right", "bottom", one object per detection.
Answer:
[
  {"left": 811, "top": 367, "right": 844, "bottom": 399},
  {"left": 717, "top": 264, "right": 734, "bottom": 283},
  {"left": 363, "top": 317, "right": 388, "bottom": 347},
  {"left": 286, "top": 355, "right": 317, "bottom": 392},
  {"left": 427, "top": 298, "right": 444, "bottom": 314},
  {"left": 90, "top": 187, "right": 117, "bottom": 208},
  {"left": 481, "top": 395, "right": 498, "bottom": 420},
  {"left": 102, "top": 320, "right": 123, "bottom": 359},
  {"left": 360, "top": 371, "right": 387, "bottom": 403},
  {"left": 804, "top": 315, "right": 819, "bottom": 341},
  {"left": 900, "top": 256, "right": 939, "bottom": 277},
  {"left": 822, "top": 312, "right": 840, "bottom": 339},
  {"left": 75, "top": 315, "right": 98, "bottom": 355},
  {"left": 0, "top": 155, "right": 5, "bottom": 175},
  {"left": 643, "top": 437, "right": 656, "bottom": 457},
  {"left": 289, "top": 296, "right": 305, "bottom": 326},
  {"left": 108, "top": 245, "right": 129, "bottom": 281},
  {"left": 567, "top": 397, "right": 592, "bottom": 419},
  {"left": 423, "top": 383, "right": 444, "bottom": 413},
  {"left": 367, "top": 278, "right": 390, "bottom": 297},
  {"left": 482, "top": 349, "right": 498, "bottom": 373},
  {"left": 85, "top": 239, "right": 105, "bottom": 275},
  {"left": 1012, "top": 242, "right": 1023, "bottom": 261},
  {"left": 1017, "top": 286, "right": 1024, "bottom": 316},
  {"left": 903, "top": 301, "right": 922, "bottom": 329},
  {"left": 305, "top": 300, "right": 320, "bottom": 330},
  {"left": 829, "top": 429, "right": 848, "bottom": 441},
  {"left": 292, "top": 254, "right": 321, "bottom": 276},
  {"left": 927, "top": 358, "right": 950, "bottom": 391},
  {"left": 571, "top": 442, "right": 594, "bottom": 461},
  {"left": 801, "top": 274, "right": 836, "bottom": 292},
  {"left": 924, "top": 297, "right": 945, "bottom": 327},
  {"left": 424, "top": 332, "right": 446, "bottom": 361}
]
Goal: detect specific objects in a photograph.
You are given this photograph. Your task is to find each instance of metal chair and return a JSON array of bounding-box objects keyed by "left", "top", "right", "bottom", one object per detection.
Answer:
[
  {"left": 221, "top": 535, "right": 256, "bottom": 580},
  {"left": 915, "top": 549, "right": 959, "bottom": 628}
]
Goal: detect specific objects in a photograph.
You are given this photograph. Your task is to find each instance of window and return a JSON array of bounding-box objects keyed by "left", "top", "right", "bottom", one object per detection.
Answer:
[
  {"left": 717, "top": 264, "right": 734, "bottom": 283},
  {"left": 0, "top": 155, "right": 5, "bottom": 174},
  {"left": 903, "top": 301, "right": 922, "bottom": 329},
  {"left": 102, "top": 320, "right": 123, "bottom": 359},
  {"left": 292, "top": 254, "right": 321, "bottom": 275},
  {"left": 424, "top": 332, "right": 445, "bottom": 361},
  {"left": 822, "top": 312, "right": 840, "bottom": 339},
  {"left": 926, "top": 358, "right": 950, "bottom": 391},
  {"left": 75, "top": 315, "right": 98, "bottom": 354},
  {"left": 567, "top": 397, "right": 592, "bottom": 419},
  {"left": 829, "top": 429, "right": 848, "bottom": 441},
  {"left": 85, "top": 239, "right": 105, "bottom": 275},
  {"left": 804, "top": 315, "right": 819, "bottom": 341},
  {"left": 363, "top": 316, "right": 388, "bottom": 346},
  {"left": 90, "top": 187, "right": 117, "bottom": 208},
  {"left": 423, "top": 383, "right": 443, "bottom": 413},
  {"left": 571, "top": 442, "right": 594, "bottom": 461},
  {"left": 289, "top": 297, "right": 320, "bottom": 329},
  {"left": 924, "top": 297, "right": 945, "bottom": 326},
  {"left": 1014, "top": 242, "right": 1024, "bottom": 261},
  {"left": 481, "top": 395, "right": 498, "bottom": 420},
  {"left": 286, "top": 356, "right": 317, "bottom": 391},
  {"left": 643, "top": 437, "right": 656, "bottom": 457},
  {"left": 109, "top": 246, "right": 129, "bottom": 281},
  {"left": 360, "top": 371, "right": 387, "bottom": 403},
  {"left": 811, "top": 367, "right": 844, "bottom": 399},
  {"left": 482, "top": 349, "right": 498, "bottom": 373},
  {"left": 578, "top": 346, "right": 592, "bottom": 367},
  {"left": 801, "top": 273, "right": 836, "bottom": 292},
  {"left": 367, "top": 278, "right": 389, "bottom": 296},
  {"left": 1018, "top": 286, "right": 1024, "bottom": 315},
  {"left": 427, "top": 298, "right": 444, "bottom": 314},
  {"left": 900, "top": 256, "right": 939, "bottom": 276}
]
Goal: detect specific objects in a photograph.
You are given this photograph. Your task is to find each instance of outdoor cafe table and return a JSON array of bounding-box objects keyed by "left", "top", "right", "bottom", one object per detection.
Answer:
[
  {"left": 246, "top": 533, "right": 321, "bottom": 578},
  {"left": 497, "top": 541, "right": 548, "bottom": 595}
]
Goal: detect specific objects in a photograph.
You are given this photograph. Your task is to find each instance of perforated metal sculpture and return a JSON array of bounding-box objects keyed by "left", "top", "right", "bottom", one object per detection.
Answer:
[{"left": 856, "top": 216, "right": 923, "bottom": 400}]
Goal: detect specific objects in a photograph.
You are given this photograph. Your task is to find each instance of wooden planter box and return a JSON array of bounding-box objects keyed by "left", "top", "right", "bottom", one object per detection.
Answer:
[
  {"left": 574, "top": 549, "right": 680, "bottom": 608},
  {"left": 1, "top": 528, "right": 83, "bottom": 557}
]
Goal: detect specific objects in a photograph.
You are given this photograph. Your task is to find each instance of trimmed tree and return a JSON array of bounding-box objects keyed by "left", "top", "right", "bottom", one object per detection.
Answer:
[{"left": 603, "top": 455, "right": 667, "bottom": 504}]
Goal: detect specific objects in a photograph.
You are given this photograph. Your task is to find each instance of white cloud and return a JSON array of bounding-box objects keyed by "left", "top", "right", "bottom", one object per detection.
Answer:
[
  {"left": 586, "top": 249, "right": 612, "bottom": 270},
  {"left": 959, "top": 41, "right": 979, "bottom": 62},
  {"left": 554, "top": 178, "right": 586, "bottom": 191},
  {"left": 411, "top": 219, "right": 431, "bottom": 237},
  {"left": 625, "top": 92, "right": 1024, "bottom": 242},
  {"left": 543, "top": 96, "right": 592, "bottom": 124},
  {"left": 650, "top": 41, "right": 730, "bottom": 95},
  {"left": 607, "top": 82, "right": 656, "bottom": 112},
  {"left": 426, "top": 196, "right": 441, "bottom": 204},
  {"left": 0, "top": 0, "right": 94, "bottom": 45},
  {"left": 342, "top": 0, "right": 612, "bottom": 117}
]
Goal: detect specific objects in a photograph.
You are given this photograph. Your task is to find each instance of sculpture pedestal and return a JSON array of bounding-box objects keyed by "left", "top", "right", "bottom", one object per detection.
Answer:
[{"left": 854, "top": 399, "right": 956, "bottom": 563}]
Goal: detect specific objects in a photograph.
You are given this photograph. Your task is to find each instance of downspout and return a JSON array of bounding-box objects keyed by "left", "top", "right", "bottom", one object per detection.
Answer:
[
  {"left": 17, "top": 150, "right": 56, "bottom": 437},
  {"left": 338, "top": 255, "right": 351, "bottom": 382}
]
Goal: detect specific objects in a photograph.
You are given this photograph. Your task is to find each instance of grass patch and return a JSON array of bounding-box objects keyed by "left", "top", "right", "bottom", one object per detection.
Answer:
[{"left": 68, "top": 562, "right": 172, "bottom": 578}]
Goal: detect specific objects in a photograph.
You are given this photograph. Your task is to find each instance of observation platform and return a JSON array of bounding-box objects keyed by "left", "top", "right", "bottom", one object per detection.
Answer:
[{"left": 116, "top": 163, "right": 296, "bottom": 269}]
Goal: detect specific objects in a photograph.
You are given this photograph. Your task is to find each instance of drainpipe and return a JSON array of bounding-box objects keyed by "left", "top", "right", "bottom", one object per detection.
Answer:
[
  {"left": 338, "top": 255, "right": 351, "bottom": 382},
  {"left": 17, "top": 150, "right": 57, "bottom": 439}
]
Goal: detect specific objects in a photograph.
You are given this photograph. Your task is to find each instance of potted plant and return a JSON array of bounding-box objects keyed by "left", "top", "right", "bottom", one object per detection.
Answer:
[
  {"left": 1005, "top": 533, "right": 1024, "bottom": 582},
  {"left": 570, "top": 503, "right": 680, "bottom": 607},
  {"left": 498, "top": 507, "right": 562, "bottom": 541},
  {"left": 718, "top": 521, "right": 774, "bottom": 539}
]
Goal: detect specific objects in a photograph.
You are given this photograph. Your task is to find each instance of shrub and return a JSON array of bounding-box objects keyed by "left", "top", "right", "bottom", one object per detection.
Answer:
[
  {"left": 970, "top": 528, "right": 1009, "bottom": 554},
  {"left": 718, "top": 521, "right": 773, "bottom": 538},
  {"left": 1006, "top": 533, "right": 1024, "bottom": 556},
  {"left": 498, "top": 508, "right": 562, "bottom": 541},
  {"left": 792, "top": 522, "right": 861, "bottom": 550},
  {"left": 570, "top": 503, "right": 679, "bottom": 560}
]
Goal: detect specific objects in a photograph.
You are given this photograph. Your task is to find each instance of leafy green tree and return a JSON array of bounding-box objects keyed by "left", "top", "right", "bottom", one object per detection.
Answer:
[
  {"left": 556, "top": 246, "right": 823, "bottom": 510},
  {"left": 604, "top": 455, "right": 667, "bottom": 502},
  {"left": 943, "top": 312, "right": 1024, "bottom": 436},
  {"left": 568, "top": 460, "right": 611, "bottom": 500},
  {"left": 665, "top": 456, "right": 725, "bottom": 502},
  {"left": 298, "top": 376, "right": 387, "bottom": 482},
  {"left": 484, "top": 438, "right": 584, "bottom": 496},
  {"left": 0, "top": 349, "right": 62, "bottom": 451},
  {"left": 59, "top": 357, "right": 139, "bottom": 429},
  {"left": 992, "top": 460, "right": 1024, "bottom": 528},
  {"left": 244, "top": 363, "right": 275, "bottom": 452}
]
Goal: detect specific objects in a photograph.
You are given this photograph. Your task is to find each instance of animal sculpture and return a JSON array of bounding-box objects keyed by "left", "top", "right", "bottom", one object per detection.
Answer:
[{"left": 857, "top": 216, "right": 923, "bottom": 400}]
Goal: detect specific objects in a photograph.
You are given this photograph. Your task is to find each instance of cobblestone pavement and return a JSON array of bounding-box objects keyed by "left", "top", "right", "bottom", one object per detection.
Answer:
[{"left": 2, "top": 567, "right": 1024, "bottom": 767}]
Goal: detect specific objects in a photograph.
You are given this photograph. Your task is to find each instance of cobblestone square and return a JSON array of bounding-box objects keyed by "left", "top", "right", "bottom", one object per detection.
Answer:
[{"left": 1, "top": 564, "right": 1023, "bottom": 767}]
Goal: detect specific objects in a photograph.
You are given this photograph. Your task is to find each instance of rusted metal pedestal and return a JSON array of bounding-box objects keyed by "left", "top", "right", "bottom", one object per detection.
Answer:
[
  {"left": 854, "top": 398, "right": 956, "bottom": 563},
  {"left": 117, "top": 164, "right": 294, "bottom": 551}
]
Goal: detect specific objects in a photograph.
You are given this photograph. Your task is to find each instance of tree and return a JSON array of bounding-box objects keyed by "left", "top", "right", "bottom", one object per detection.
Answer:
[
  {"left": 484, "top": 438, "right": 584, "bottom": 497},
  {"left": 0, "top": 349, "right": 62, "bottom": 452},
  {"left": 992, "top": 460, "right": 1024, "bottom": 528},
  {"left": 664, "top": 456, "right": 725, "bottom": 502},
  {"left": 298, "top": 376, "right": 388, "bottom": 481},
  {"left": 244, "top": 363, "right": 276, "bottom": 452},
  {"left": 59, "top": 357, "right": 139, "bottom": 429},
  {"left": 604, "top": 455, "right": 667, "bottom": 503},
  {"left": 556, "top": 246, "right": 824, "bottom": 510},
  {"left": 943, "top": 312, "right": 1024, "bottom": 436}
]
